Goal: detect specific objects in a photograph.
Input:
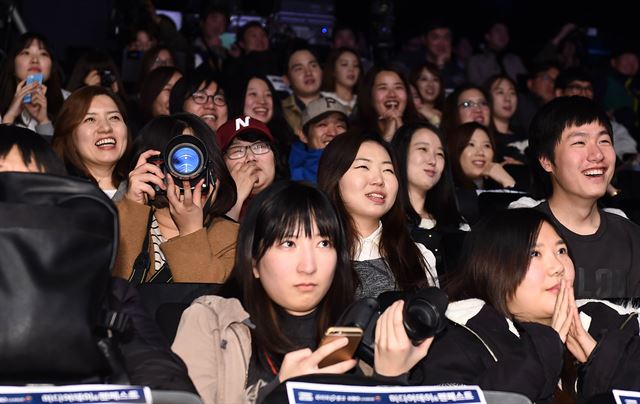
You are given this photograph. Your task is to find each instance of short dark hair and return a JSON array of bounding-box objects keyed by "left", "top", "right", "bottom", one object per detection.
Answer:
[
  {"left": 237, "top": 21, "right": 267, "bottom": 46},
  {"left": 283, "top": 44, "right": 318, "bottom": 76},
  {"left": 528, "top": 96, "right": 613, "bottom": 199},
  {"left": 169, "top": 67, "right": 224, "bottom": 114},
  {"left": 0, "top": 124, "right": 66, "bottom": 175},
  {"left": 446, "top": 208, "right": 566, "bottom": 319},
  {"left": 231, "top": 180, "right": 354, "bottom": 364},
  {"left": 391, "top": 122, "right": 463, "bottom": 228},
  {"left": 554, "top": 67, "right": 593, "bottom": 90},
  {"left": 131, "top": 113, "right": 237, "bottom": 222},
  {"left": 318, "top": 131, "right": 434, "bottom": 290}
]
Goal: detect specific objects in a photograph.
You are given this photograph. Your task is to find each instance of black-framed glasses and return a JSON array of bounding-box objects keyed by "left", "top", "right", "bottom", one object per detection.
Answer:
[
  {"left": 458, "top": 99, "right": 489, "bottom": 109},
  {"left": 225, "top": 141, "right": 271, "bottom": 160},
  {"left": 191, "top": 92, "right": 226, "bottom": 106}
]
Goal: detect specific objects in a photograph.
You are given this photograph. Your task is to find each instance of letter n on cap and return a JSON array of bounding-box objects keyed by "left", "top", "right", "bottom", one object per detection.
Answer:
[{"left": 235, "top": 116, "right": 251, "bottom": 131}]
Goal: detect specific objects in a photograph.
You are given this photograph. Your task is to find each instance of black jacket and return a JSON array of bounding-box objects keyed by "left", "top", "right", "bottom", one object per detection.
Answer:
[{"left": 413, "top": 299, "right": 640, "bottom": 403}]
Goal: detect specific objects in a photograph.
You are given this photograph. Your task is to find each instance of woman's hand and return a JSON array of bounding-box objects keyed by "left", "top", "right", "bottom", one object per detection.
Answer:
[
  {"left": 166, "top": 176, "right": 205, "bottom": 237},
  {"left": 84, "top": 69, "right": 101, "bottom": 87},
  {"left": 24, "top": 84, "right": 49, "bottom": 124},
  {"left": 374, "top": 300, "right": 433, "bottom": 377},
  {"left": 278, "top": 337, "right": 357, "bottom": 383},
  {"left": 566, "top": 290, "right": 597, "bottom": 363},
  {"left": 125, "top": 150, "right": 166, "bottom": 205},
  {"left": 483, "top": 162, "right": 516, "bottom": 188},
  {"left": 225, "top": 162, "right": 259, "bottom": 220},
  {"left": 378, "top": 108, "right": 403, "bottom": 142},
  {"left": 551, "top": 279, "right": 573, "bottom": 343},
  {"left": 1, "top": 79, "right": 39, "bottom": 124}
]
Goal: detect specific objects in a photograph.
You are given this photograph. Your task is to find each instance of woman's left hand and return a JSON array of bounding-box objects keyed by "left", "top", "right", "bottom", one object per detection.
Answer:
[
  {"left": 24, "top": 84, "right": 50, "bottom": 124},
  {"left": 566, "top": 290, "right": 597, "bottom": 363},
  {"left": 374, "top": 300, "right": 433, "bottom": 377},
  {"left": 483, "top": 162, "right": 516, "bottom": 189},
  {"left": 166, "top": 176, "right": 205, "bottom": 237}
]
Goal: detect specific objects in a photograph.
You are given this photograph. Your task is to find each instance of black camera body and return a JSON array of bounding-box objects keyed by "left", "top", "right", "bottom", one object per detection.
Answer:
[
  {"left": 148, "top": 135, "right": 214, "bottom": 196},
  {"left": 335, "top": 287, "right": 448, "bottom": 367},
  {"left": 99, "top": 69, "right": 116, "bottom": 88}
]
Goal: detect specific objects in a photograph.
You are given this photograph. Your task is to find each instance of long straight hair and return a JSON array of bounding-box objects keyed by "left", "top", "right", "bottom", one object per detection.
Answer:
[
  {"left": 318, "top": 131, "right": 433, "bottom": 290},
  {"left": 391, "top": 122, "right": 463, "bottom": 228},
  {"left": 448, "top": 122, "right": 497, "bottom": 190},
  {"left": 232, "top": 181, "right": 354, "bottom": 364},
  {"left": 0, "top": 33, "right": 64, "bottom": 124}
]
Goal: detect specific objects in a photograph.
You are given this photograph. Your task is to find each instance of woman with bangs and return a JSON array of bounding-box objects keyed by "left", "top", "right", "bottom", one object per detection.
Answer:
[
  {"left": 52, "top": 86, "right": 131, "bottom": 199},
  {"left": 0, "top": 33, "right": 66, "bottom": 137},
  {"left": 409, "top": 62, "right": 445, "bottom": 127},
  {"left": 173, "top": 181, "right": 432, "bottom": 404},
  {"left": 354, "top": 65, "right": 420, "bottom": 142},
  {"left": 416, "top": 208, "right": 640, "bottom": 403},
  {"left": 112, "top": 113, "right": 238, "bottom": 283}
]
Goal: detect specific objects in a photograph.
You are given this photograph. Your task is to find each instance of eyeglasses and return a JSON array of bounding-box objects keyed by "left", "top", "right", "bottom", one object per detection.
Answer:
[
  {"left": 225, "top": 141, "right": 271, "bottom": 160},
  {"left": 191, "top": 92, "right": 226, "bottom": 106},
  {"left": 458, "top": 99, "right": 489, "bottom": 109}
]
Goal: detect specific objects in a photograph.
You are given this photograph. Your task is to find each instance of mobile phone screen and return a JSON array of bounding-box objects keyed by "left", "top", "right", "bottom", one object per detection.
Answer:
[{"left": 23, "top": 73, "right": 44, "bottom": 104}]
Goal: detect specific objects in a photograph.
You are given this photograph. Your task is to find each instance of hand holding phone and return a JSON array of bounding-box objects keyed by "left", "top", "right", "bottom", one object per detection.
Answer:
[
  {"left": 317, "top": 326, "right": 363, "bottom": 368},
  {"left": 23, "top": 73, "right": 43, "bottom": 104}
]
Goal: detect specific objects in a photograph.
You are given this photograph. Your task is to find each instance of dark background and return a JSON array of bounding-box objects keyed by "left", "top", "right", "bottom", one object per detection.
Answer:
[{"left": 3, "top": 0, "right": 635, "bottom": 72}]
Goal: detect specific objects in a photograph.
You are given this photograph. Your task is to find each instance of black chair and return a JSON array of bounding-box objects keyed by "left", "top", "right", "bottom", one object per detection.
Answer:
[{"left": 137, "top": 283, "right": 222, "bottom": 343}]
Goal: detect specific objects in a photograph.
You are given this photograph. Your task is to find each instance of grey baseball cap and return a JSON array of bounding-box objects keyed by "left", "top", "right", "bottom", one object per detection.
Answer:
[{"left": 301, "top": 97, "right": 349, "bottom": 129}]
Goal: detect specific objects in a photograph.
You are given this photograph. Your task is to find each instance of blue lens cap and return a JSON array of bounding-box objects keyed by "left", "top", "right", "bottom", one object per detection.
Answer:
[{"left": 170, "top": 146, "right": 201, "bottom": 175}]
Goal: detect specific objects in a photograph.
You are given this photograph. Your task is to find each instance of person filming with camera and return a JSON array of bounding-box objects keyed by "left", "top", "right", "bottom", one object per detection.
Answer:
[
  {"left": 112, "top": 113, "right": 239, "bottom": 283},
  {"left": 172, "top": 181, "right": 433, "bottom": 404}
]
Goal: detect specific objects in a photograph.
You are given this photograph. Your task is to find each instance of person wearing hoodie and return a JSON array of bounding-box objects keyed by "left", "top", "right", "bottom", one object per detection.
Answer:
[{"left": 289, "top": 97, "right": 348, "bottom": 184}]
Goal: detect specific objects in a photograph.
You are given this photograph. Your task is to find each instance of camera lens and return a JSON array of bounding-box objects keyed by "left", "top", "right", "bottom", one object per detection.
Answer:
[
  {"left": 402, "top": 287, "right": 448, "bottom": 343},
  {"left": 170, "top": 146, "right": 202, "bottom": 176}
]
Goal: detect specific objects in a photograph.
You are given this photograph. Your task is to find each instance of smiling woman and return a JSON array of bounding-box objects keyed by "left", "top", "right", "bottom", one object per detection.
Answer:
[{"left": 52, "top": 86, "right": 131, "bottom": 199}]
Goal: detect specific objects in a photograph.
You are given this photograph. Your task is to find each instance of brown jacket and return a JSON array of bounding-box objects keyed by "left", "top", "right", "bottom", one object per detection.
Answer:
[{"left": 112, "top": 198, "right": 238, "bottom": 283}]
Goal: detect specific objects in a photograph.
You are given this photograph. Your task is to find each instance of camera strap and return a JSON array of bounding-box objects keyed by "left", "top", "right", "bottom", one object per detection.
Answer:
[
  {"left": 129, "top": 207, "right": 174, "bottom": 284},
  {"left": 129, "top": 208, "right": 155, "bottom": 284}
]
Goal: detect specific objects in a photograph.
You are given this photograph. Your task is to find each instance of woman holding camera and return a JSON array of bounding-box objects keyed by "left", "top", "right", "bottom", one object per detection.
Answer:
[
  {"left": 318, "top": 131, "right": 438, "bottom": 299},
  {"left": 112, "top": 113, "right": 238, "bottom": 283},
  {"left": 0, "top": 33, "right": 66, "bottom": 137},
  {"left": 172, "top": 180, "right": 432, "bottom": 404},
  {"left": 67, "top": 50, "right": 127, "bottom": 98},
  {"left": 417, "top": 208, "right": 640, "bottom": 402},
  {"left": 52, "top": 86, "right": 131, "bottom": 199}
]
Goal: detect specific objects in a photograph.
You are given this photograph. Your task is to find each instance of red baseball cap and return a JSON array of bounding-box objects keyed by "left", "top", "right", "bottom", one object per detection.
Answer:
[{"left": 215, "top": 116, "right": 274, "bottom": 151}]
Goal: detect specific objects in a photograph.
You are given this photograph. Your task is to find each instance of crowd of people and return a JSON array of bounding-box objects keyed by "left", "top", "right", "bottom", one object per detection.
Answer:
[{"left": 2, "top": 2, "right": 640, "bottom": 403}]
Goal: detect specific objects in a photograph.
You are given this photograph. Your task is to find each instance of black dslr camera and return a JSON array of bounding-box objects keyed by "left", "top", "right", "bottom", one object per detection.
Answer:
[
  {"left": 148, "top": 135, "right": 214, "bottom": 196},
  {"left": 335, "top": 287, "right": 448, "bottom": 366},
  {"left": 99, "top": 69, "right": 116, "bottom": 88}
]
